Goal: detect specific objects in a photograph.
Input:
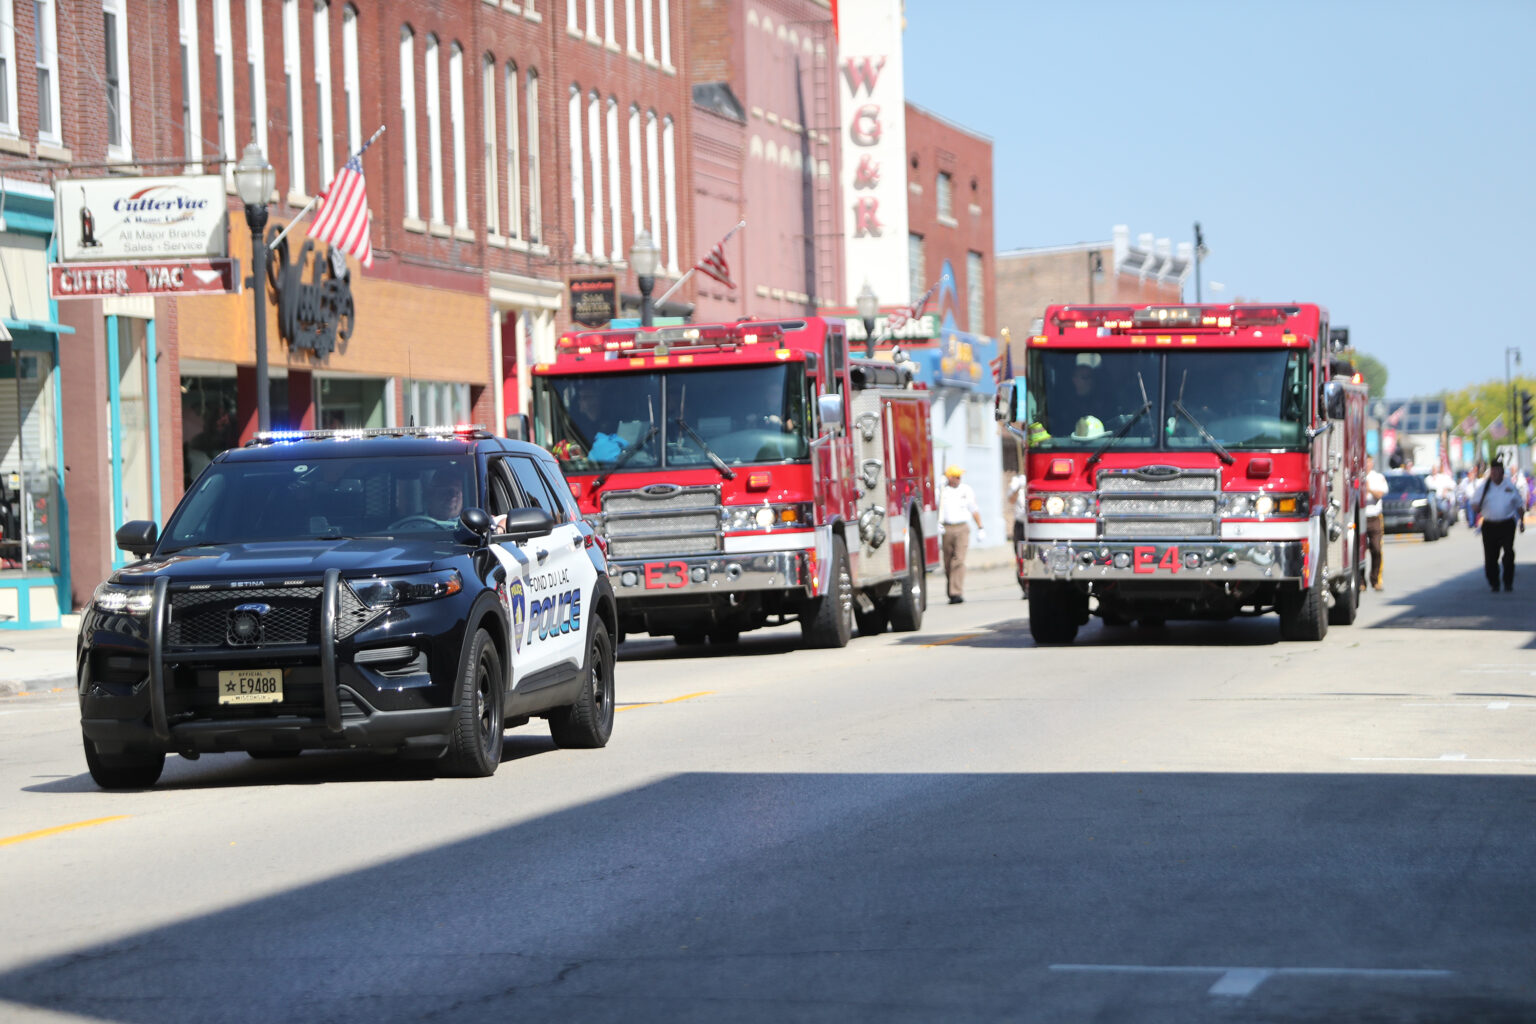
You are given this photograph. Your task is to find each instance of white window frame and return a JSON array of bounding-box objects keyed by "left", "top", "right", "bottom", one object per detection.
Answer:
[
  {"left": 210, "top": 0, "right": 233, "bottom": 176},
  {"left": 0, "top": 1, "right": 15, "bottom": 136},
  {"left": 504, "top": 61, "right": 522, "bottom": 239},
  {"left": 342, "top": 6, "right": 360, "bottom": 153},
  {"left": 645, "top": 109, "right": 660, "bottom": 256},
  {"left": 399, "top": 25, "right": 419, "bottom": 220},
  {"left": 449, "top": 43, "right": 468, "bottom": 229},
  {"left": 585, "top": 0, "right": 598, "bottom": 41},
  {"left": 566, "top": 0, "right": 577, "bottom": 33},
  {"left": 31, "top": 0, "right": 57, "bottom": 143},
  {"left": 283, "top": 0, "right": 304, "bottom": 195},
  {"left": 483, "top": 56, "right": 499, "bottom": 236},
  {"left": 662, "top": 114, "right": 678, "bottom": 274},
  {"left": 937, "top": 171, "right": 954, "bottom": 222},
  {"left": 605, "top": 97, "right": 621, "bottom": 261},
  {"left": 568, "top": 83, "right": 585, "bottom": 257},
  {"left": 641, "top": 0, "right": 655, "bottom": 62},
  {"left": 246, "top": 0, "right": 268, "bottom": 158},
  {"left": 177, "top": 0, "right": 199, "bottom": 160},
  {"left": 625, "top": 0, "right": 637, "bottom": 54},
  {"left": 967, "top": 250, "right": 985, "bottom": 333},
  {"left": 104, "top": 0, "right": 134, "bottom": 158},
  {"left": 627, "top": 103, "right": 642, "bottom": 240},
  {"left": 658, "top": 0, "right": 671, "bottom": 69},
  {"left": 424, "top": 35, "right": 444, "bottom": 224},
  {"left": 587, "top": 90, "right": 603, "bottom": 260},
  {"left": 314, "top": 1, "right": 335, "bottom": 186},
  {"left": 603, "top": 0, "right": 616, "bottom": 48},
  {"left": 526, "top": 70, "right": 541, "bottom": 241}
]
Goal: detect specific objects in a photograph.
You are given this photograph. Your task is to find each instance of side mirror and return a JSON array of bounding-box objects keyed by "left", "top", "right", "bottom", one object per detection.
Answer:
[
  {"left": 817, "top": 393, "right": 843, "bottom": 431},
  {"left": 504, "top": 413, "right": 531, "bottom": 441},
  {"left": 1323, "top": 380, "right": 1345, "bottom": 420},
  {"left": 495, "top": 507, "right": 557, "bottom": 542},
  {"left": 115, "top": 520, "right": 159, "bottom": 558},
  {"left": 994, "top": 379, "right": 1020, "bottom": 423},
  {"left": 459, "top": 507, "right": 493, "bottom": 536}
]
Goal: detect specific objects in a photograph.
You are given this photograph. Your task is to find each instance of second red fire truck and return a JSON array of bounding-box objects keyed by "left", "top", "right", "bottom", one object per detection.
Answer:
[
  {"left": 996, "top": 303, "right": 1368, "bottom": 644},
  {"left": 529, "top": 318, "right": 941, "bottom": 648}
]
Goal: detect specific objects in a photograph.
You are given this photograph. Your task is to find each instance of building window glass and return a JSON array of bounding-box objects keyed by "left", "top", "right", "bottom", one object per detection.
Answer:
[
  {"left": 104, "top": 0, "right": 133, "bottom": 155},
  {"left": 450, "top": 44, "right": 468, "bottom": 228},
  {"left": 0, "top": 1, "right": 14, "bottom": 135},
  {"left": 967, "top": 251, "right": 984, "bottom": 333},
  {"left": 317, "top": 378, "right": 388, "bottom": 429},
  {"left": 641, "top": 0, "right": 655, "bottom": 61},
  {"left": 605, "top": 97, "right": 621, "bottom": 261},
  {"left": 937, "top": 171, "right": 953, "bottom": 222},
  {"left": 504, "top": 61, "right": 522, "bottom": 239},
  {"left": 625, "top": 0, "right": 637, "bottom": 54},
  {"left": 525, "top": 70, "right": 541, "bottom": 241},
  {"left": 246, "top": 0, "right": 267, "bottom": 154},
  {"left": 405, "top": 381, "right": 471, "bottom": 428},
  {"left": 566, "top": 0, "right": 577, "bottom": 33},
  {"left": 424, "top": 35, "right": 444, "bottom": 223},
  {"left": 283, "top": 0, "right": 304, "bottom": 194},
  {"left": 342, "top": 6, "right": 360, "bottom": 153},
  {"left": 0, "top": 348, "right": 60, "bottom": 575},
  {"left": 645, "top": 109, "right": 659, "bottom": 254},
  {"left": 483, "top": 56, "right": 499, "bottom": 236},
  {"left": 177, "top": 0, "right": 199, "bottom": 159},
  {"left": 658, "top": 0, "right": 671, "bottom": 67},
  {"left": 908, "top": 233, "right": 925, "bottom": 302},
  {"left": 662, "top": 114, "right": 678, "bottom": 274},
  {"left": 181, "top": 375, "right": 240, "bottom": 489},
  {"left": 587, "top": 90, "right": 603, "bottom": 260},
  {"left": 568, "top": 83, "right": 585, "bottom": 256},
  {"left": 585, "top": 0, "right": 597, "bottom": 39},
  {"left": 603, "top": 0, "right": 616, "bottom": 47},
  {"left": 211, "top": 0, "right": 232, "bottom": 176},
  {"left": 314, "top": 1, "right": 335, "bottom": 186},
  {"left": 627, "top": 104, "right": 642, "bottom": 242},
  {"left": 399, "top": 26, "right": 419, "bottom": 220}
]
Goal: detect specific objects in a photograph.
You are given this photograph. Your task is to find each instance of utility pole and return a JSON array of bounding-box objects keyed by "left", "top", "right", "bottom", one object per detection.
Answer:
[
  {"left": 1193, "top": 221, "right": 1206, "bottom": 303},
  {"left": 1506, "top": 347, "right": 1521, "bottom": 448}
]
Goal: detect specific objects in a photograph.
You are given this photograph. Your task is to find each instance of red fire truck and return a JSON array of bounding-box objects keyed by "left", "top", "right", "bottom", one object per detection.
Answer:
[
  {"left": 529, "top": 318, "right": 940, "bottom": 648},
  {"left": 995, "top": 302, "right": 1369, "bottom": 643}
]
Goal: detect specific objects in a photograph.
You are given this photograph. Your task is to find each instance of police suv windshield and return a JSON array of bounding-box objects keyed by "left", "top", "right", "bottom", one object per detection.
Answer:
[
  {"left": 1023, "top": 349, "right": 1308, "bottom": 451},
  {"left": 532, "top": 365, "right": 809, "bottom": 473},
  {"left": 160, "top": 454, "right": 478, "bottom": 551}
]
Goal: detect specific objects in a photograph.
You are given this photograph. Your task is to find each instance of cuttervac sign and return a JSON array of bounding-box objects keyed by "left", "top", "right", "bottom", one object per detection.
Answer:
[{"left": 54, "top": 175, "right": 228, "bottom": 261}]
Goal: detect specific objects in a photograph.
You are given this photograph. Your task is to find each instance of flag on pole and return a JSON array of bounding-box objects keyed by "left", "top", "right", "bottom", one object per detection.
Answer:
[
  {"left": 695, "top": 238, "right": 734, "bottom": 289},
  {"left": 1488, "top": 413, "right": 1507, "bottom": 440},
  {"left": 1385, "top": 403, "right": 1406, "bottom": 427},
  {"left": 1458, "top": 412, "right": 1479, "bottom": 434},
  {"left": 309, "top": 145, "right": 377, "bottom": 269},
  {"left": 888, "top": 280, "right": 938, "bottom": 331}
]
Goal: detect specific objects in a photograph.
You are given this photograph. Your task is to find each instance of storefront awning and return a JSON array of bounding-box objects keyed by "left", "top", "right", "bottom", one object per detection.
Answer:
[{"left": 2, "top": 318, "right": 74, "bottom": 335}]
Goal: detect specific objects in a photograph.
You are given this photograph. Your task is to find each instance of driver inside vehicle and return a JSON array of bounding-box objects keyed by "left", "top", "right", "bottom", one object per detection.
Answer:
[{"left": 426, "top": 472, "right": 465, "bottom": 522}]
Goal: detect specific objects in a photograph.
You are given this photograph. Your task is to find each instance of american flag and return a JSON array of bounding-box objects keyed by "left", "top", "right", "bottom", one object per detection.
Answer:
[
  {"left": 309, "top": 147, "right": 376, "bottom": 269},
  {"left": 1488, "top": 413, "right": 1507, "bottom": 440},
  {"left": 1458, "top": 412, "right": 1479, "bottom": 434},
  {"left": 1385, "top": 404, "right": 1406, "bottom": 427},
  {"left": 695, "top": 240, "right": 734, "bottom": 288},
  {"left": 888, "top": 280, "right": 938, "bottom": 331}
]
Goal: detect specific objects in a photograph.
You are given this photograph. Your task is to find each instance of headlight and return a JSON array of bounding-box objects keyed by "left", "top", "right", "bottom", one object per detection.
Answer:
[
  {"left": 349, "top": 569, "right": 463, "bottom": 608},
  {"left": 1067, "top": 495, "right": 1091, "bottom": 516},
  {"left": 1044, "top": 494, "right": 1065, "bottom": 516},
  {"left": 1227, "top": 495, "right": 1253, "bottom": 516},
  {"left": 725, "top": 504, "right": 812, "bottom": 530},
  {"left": 1253, "top": 494, "right": 1275, "bottom": 517},
  {"left": 1410, "top": 498, "right": 1428, "bottom": 507},
  {"left": 1224, "top": 492, "right": 1307, "bottom": 518},
  {"left": 1030, "top": 493, "right": 1089, "bottom": 518},
  {"left": 93, "top": 582, "right": 154, "bottom": 616}
]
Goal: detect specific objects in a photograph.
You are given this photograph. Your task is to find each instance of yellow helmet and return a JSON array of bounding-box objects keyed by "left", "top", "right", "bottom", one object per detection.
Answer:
[
  {"left": 944, "top": 464, "right": 964, "bottom": 478},
  {"left": 1071, "top": 416, "right": 1107, "bottom": 442}
]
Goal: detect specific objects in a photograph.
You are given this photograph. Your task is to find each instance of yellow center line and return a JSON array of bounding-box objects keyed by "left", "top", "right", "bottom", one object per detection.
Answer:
[
  {"left": 1, "top": 815, "right": 131, "bottom": 848},
  {"left": 617, "top": 690, "right": 713, "bottom": 712},
  {"left": 922, "top": 633, "right": 982, "bottom": 648}
]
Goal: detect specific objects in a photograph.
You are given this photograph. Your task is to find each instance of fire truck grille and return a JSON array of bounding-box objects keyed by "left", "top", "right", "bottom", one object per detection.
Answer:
[
  {"left": 601, "top": 485, "right": 723, "bottom": 559},
  {"left": 1097, "top": 468, "right": 1220, "bottom": 540}
]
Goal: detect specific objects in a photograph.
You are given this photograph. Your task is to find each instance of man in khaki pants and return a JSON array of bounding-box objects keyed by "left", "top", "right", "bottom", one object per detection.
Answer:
[{"left": 938, "top": 465, "right": 984, "bottom": 603}]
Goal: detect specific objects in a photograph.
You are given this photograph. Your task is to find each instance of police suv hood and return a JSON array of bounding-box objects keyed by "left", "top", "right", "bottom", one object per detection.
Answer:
[{"left": 112, "top": 538, "right": 463, "bottom": 585}]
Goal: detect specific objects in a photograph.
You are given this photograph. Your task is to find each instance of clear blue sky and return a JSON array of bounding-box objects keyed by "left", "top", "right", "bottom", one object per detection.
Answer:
[{"left": 900, "top": 0, "right": 1535, "bottom": 398}]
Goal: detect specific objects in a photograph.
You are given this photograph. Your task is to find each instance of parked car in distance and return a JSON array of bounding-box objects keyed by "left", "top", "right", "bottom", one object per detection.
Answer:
[{"left": 1380, "top": 472, "right": 1449, "bottom": 540}]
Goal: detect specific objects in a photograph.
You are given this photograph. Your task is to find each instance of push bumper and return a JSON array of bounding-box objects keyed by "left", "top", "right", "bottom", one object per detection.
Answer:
[
  {"left": 1020, "top": 539, "right": 1307, "bottom": 582},
  {"left": 609, "top": 550, "right": 812, "bottom": 594}
]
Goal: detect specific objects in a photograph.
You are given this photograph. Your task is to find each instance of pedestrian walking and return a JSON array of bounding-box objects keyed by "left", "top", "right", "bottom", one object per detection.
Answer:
[
  {"left": 938, "top": 464, "right": 984, "bottom": 604},
  {"left": 1473, "top": 459, "right": 1526, "bottom": 592},
  {"left": 1364, "top": 454, "right": 1388, "bottom": 590}
]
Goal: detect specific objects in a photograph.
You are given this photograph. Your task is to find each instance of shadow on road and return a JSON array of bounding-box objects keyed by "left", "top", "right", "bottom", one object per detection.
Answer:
[
  {"left": 899, "top": 615, "right": 1286, "bottom": 650},
  {"left": 2, "top": 771, "right": 1533, "bottom": 1023},
  {"left": 1368, "top": 559, "right": 1534, "bottom": 641}
]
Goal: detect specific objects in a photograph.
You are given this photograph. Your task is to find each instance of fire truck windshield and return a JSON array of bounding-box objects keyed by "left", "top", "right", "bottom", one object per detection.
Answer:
[
  {"left": 532, "top": 364, "right": 809, "bottom": 473},
  {"left": 1024, "top": 349, "right": 1308, "bottom": 451}
]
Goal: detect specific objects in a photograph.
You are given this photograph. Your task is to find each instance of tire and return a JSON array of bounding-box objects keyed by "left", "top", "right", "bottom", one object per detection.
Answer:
[
  {"left": 1028, "top": 581, "right": 1079, "bottom": 645},
  {"left": 1327, "top": 565, "right": 1359, "bottom": 626},
  {"left": 549, "top": 625, "right": 615, "bottom": 749},
  {"left": 1278, "top": 572, "right": 1329, "bottom": 642},
  {"left": 83, "top": 736, "right": 165, "bottom": 790},
  {"left": 887, "top": 528, "right": 925, "bottom": 632},
  {"left": 801, "top": 535, "right": 854, "bottom": 648},
  {"left": 854, "top": 599, "right": 889, "bottom": 637},
  {"left": 441, "top": 628, "right": 504, "bottom": 777}
]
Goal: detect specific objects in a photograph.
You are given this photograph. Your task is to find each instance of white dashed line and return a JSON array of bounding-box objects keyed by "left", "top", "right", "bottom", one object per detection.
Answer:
[{"left": 1050, "top": 963, "right": 1453, "bottom": 998}]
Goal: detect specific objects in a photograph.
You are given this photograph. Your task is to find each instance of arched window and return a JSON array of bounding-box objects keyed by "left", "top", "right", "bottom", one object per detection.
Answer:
[
  {"left": 568, "top": 84, "right": 585, "bottom": 256},
  {"left": 399, "top": 26, "right": 419, "bottom": 219},
  {"left": 343, "top": 6, "right": 361, "bottom": 153},
  {"left": 526, "top": 70, "right": 541, "bottom": 241},
  {"left": 211, "top": 0, "right": 232, "bottom": 175},
  {"left": 645, "top": 110, "right": 660, "bottom": 263},
  {"left": 587, "top": 90, "right": 604, "bottom": 259},
  {"left": 659, "top": 0, "right": 672, "bottom": 68},
  {"left": 641, "top": 0, "right": 655, "bottom": 61},
  {"left": 662, "top": 114, "right": 678, "bottom": 274},
  {"left": 282, "top": 0, "right": 302, "bottom": 191},
  {"left": 246, "top": 0, "right": 267, "bottom": 154},
  {"left": 450, "top": 43, "right": 468, "bottom": 228},
  {"left": 425, "top": 34, "right": 444, "bottom": 223},
  {"left": 627, "top": 104, "right": 643, "bottom": 242},
  {"left": 606, "top": 97, "right": 622, "bottom": 262},
  {"left": 504, "top": 61, "right": 522, "bottom": 239},
  {"left": 314, "top": 1, "right": 335, "bottom": 185},
  {"left": 483, "top": 56, "right": 499, "bottom": 236}
]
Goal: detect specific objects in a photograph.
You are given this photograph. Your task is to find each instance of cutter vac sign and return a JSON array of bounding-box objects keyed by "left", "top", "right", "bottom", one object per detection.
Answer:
[{"left": 54, "top": 175, "right": 228, "bottom": 262}]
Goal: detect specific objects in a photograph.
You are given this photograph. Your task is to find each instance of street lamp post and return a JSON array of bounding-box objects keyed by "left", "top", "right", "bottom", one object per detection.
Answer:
[
  {"left": 630, "top": 230, "right": 659, "bottom": 327},
  {"left": 1505, "top": 346, "right": 1521, "bottom": 450},
  {"left": 233, "top": 143, "right": 277, "bottom": 432},
  {"left": 856, "top": 282, "right": 878, "bottom": 357}
]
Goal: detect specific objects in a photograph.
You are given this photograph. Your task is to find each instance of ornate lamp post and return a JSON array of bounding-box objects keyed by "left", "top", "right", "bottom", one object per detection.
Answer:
[
  {"left": 233, "top": 143, "right": 277, "bottom": 431},
  {"left": 856, "top": 282, "right": 879, "bottom": 357},
  {"left": 630, "top": 230, "right": 659, "bottom": 327}
]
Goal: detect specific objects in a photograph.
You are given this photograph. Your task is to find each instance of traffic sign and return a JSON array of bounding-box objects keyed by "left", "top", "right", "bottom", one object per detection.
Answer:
[{"left": 49, "top": 258, "right": 242, "bottom": 299}]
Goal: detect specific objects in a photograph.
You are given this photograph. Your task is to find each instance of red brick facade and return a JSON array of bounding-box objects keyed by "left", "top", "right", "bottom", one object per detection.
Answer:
[{"left": 904, "top": 103, "right": 994, "bottom": 336}]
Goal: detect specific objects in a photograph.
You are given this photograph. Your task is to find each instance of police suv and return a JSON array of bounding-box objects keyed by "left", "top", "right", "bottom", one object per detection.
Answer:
[{"left": 78, "top": 426, "right": 616, "bottom": 788}]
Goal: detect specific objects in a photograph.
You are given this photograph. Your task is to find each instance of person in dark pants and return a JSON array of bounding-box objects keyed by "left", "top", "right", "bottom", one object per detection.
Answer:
[
  {"left": 1473, "top": 459, "right": 1526, "bottom": 592},
  {"left": 1363, "top": 455, "right": 1388, "bottom": 589}
]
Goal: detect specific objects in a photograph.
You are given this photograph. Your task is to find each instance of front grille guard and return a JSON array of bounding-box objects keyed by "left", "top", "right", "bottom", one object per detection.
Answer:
[
  {"left": 1095, "top": 467, "right": 1222, "bottom": 540},
  {"left": 148, "top": 570, "right": 345, "bottom": 742}
]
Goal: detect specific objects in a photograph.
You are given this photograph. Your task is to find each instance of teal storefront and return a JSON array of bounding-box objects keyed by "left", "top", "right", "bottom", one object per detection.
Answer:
[{"left": 0, "top": 184, "right": 71, "bottom": 628}]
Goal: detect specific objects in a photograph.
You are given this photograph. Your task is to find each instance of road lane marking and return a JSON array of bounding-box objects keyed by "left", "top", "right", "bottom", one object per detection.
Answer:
[
  {"left": 0, "top": 816, "right": 131, "bottom": 848},
  {"left": 617, "top": 691, "right": 712, "bottom": 712},
  {"left": 1351, "top": 755, "right": 1536, "bottom": 763},
  {"left": 1050, "top": 963, "right": 1452, "bottom": 998},
  {"left": 921, "top": 633, "right": 982, "bottom": 648}
]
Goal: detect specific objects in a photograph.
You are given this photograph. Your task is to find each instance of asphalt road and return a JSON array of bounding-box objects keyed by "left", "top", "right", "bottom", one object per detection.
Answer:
[{"left": 0, "top": 525, "right": 1532, "bottom": 1023}]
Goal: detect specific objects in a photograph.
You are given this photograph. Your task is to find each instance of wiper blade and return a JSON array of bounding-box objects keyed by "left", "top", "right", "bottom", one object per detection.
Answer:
[
  {"left": 1085, "top": 401, "right": 1151, "bottom": 469},
  {"left": 592, "top": 424, "right": 659, "bottom": 489},
  {"left": 1171, "top": 399, "right": 1235, "bottom": 465},
  {"left": 674, "top": 416, "right": 737, "bottom": 480}
]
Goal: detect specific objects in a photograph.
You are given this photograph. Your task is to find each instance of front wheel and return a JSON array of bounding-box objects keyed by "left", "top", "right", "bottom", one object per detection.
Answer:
[
  {"left": 1278, "top": 575, "right": 1329, "bottom": 642},
  {"left": 1327, "top": 567, "right": 1359, "bottom": 625},
  {"left": 441, "top": 628, "right": 504, "bottom": 777},
  {"left": 83, "top": 735, "right": 165, "bottom": 790},
  {"left": 1028, "top": 581, "right": 1080, "bottom": 645},
  {"left": 549, "top": 625, "right": 615, "bottom": 748},
  {"left": 801, "top": 536, "right": 853, "bottom": 648},
  {"left": 887, "top": 528, "right": 925, "bottom": 632}
]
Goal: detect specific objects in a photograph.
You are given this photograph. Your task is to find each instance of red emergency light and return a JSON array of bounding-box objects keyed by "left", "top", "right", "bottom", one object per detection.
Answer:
[{"left": 558, "top": 323, "right": 786, "bottom": 356}]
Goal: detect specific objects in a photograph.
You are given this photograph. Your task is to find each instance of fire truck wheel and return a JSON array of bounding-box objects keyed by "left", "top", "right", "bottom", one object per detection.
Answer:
[
  {"left": 855, "top": 600, "right": 889, "bottom": 637},
  {"left": 1028, "top": 582, "right": 1080, "bottom": 645},
  {"left": 887, "top": 532, "right": 925, "bottom": 632},
  {"left": 1327, "top": 568, "right": 1359, "bottom": 625},
  {"left": 802, "top": 536, "right": 854, "bottom": 648},
  {"left": 1278, "top": 577, "right": 1329, "bottom": 642}
]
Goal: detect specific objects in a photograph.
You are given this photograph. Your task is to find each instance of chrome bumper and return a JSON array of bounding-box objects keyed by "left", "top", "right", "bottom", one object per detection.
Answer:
[
  {"left": 1020, "top": 539, "right": 1306, "bottom": 582},
  {"left": 610, "top": 550, "right": 812, "bottom": 594}
]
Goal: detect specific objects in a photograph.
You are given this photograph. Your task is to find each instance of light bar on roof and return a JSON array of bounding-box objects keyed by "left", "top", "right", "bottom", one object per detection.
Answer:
[
  {"left": 557, "top": 323, "right": 786, "bottom": 356},
  {"left": 251, "top": 425, "right": 487, "bottom": 445}
]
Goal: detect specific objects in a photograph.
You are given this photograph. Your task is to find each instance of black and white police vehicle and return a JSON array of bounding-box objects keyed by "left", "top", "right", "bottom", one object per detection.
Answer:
[{"left": 78, "top": 426, "right": 616, "bottom": 788}]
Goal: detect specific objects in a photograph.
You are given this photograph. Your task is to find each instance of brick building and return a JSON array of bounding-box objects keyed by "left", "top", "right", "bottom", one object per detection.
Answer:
[{"left": 903, "top": 102, "right": 994, "bottom": 337}]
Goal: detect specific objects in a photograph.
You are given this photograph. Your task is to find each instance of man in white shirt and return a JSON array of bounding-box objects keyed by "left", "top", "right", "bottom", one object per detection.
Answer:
[
  {"left": 938, "top": 464, "right": 984, "bottom": 604},
  {"left": 1363, "top": 455, "right": 1388, "bottom": 590},
  {"left": 1474, "top": 459, "right": 1526, "bottom": 592}
]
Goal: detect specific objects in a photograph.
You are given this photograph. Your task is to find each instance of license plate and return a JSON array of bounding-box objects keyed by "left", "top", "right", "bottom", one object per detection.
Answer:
[
  {"left": 1131, "top": 544, "right": 1182, "bottom": 573},
  {"left": 218, "top": 669, "right": 284, "bottom": 705}
]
